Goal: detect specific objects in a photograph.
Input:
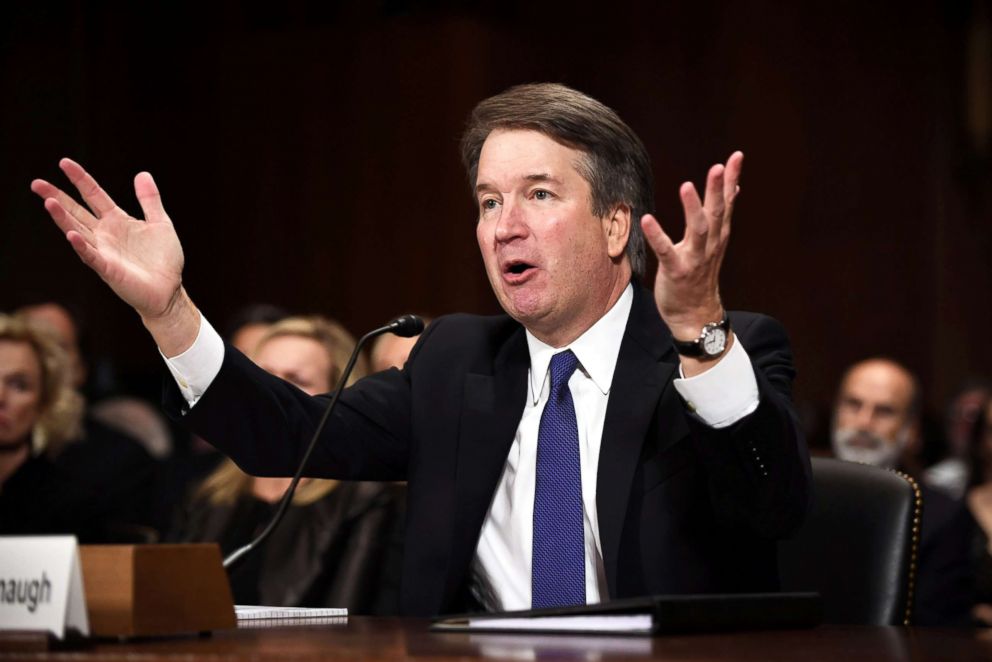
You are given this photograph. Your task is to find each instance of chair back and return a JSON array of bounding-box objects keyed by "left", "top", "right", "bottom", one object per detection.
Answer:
[{"left": 778, "top": 457, "right": 920, "bottom": 625}]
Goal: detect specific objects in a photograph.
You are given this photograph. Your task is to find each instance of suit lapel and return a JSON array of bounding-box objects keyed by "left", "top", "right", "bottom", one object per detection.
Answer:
[
  {"left": 597, "top": 284, "right": 682, "bottom": 595},
  {"left": 440, "top": 285, "right": 684, "bottom": 604},
  {"left": 444, "top": 326, "right": 529, "bottom": 604}
]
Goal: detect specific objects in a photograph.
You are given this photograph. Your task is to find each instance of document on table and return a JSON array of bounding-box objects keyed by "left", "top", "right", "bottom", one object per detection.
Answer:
[
  {"left": 431, "top": 592, "right": 821, "bottom": 635},
  {"left": 440, "top": 614, "right": 653, "bottom": 633}
]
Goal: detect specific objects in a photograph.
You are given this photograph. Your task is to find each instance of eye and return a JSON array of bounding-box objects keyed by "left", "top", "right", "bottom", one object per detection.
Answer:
[
  {"left": 480, "top": 198, "right": 500, "bottom": 211},
  {"left": 7, "top": 376, "right": 28, "bottom": 392},
  {"left": 840, "top": 397, "right": 860, "bottom": 411},
  {"left": 533, "top": 189, "right": 551, "bottom": 201}
]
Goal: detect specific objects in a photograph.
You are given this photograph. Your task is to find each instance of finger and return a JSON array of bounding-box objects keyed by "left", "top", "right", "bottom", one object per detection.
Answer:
[
  {"left": 66, "top": 230, "right": 110, "bottom": 276},
  {"left": 44, "top": 198, "right": 96, "bottom": 244},
  {"left": 134, "top": 172, "right": 169, "bottom": 224},
  {"left": 640, "top": 214, "right": 682, "bottom": 273},
  {"left": 719, "top": 152, "right": 744, "bottom": 246},
  {"left": 60, "top": 158, "right": 119, "bottom": 219},
  {"left": 723, "top": 151, "right": 744, "bottom": 207},
  {"left": 679, "top": 181, "right": 708, "bottom": 255},
  {"left": 702, "top": 163, "right": 726, "bottom": 236},
  {"left": 31, "top": 178, "right": 100, "bottom": 230}
]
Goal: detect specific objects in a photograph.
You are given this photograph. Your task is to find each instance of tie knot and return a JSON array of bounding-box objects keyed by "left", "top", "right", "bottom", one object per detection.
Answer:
[{"left": 549, "top": 350, "right": 579, "bottom": 391}]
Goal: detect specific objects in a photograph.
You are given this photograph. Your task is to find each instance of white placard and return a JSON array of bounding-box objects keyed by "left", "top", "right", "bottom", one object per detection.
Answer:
[{"left": 0, "top": 536, "right": 89, "bottom": 639}]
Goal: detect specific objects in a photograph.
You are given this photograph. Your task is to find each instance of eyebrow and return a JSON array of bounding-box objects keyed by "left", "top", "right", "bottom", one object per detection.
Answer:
[
  {"left": 475, "top": 173, "right": 563, "bottom": 194},
  {"left": 523, "top": 173, "right": 560, "bottom": 184},
  {"left": 1, "top": 370, "right": 36, "bottom": 382}
]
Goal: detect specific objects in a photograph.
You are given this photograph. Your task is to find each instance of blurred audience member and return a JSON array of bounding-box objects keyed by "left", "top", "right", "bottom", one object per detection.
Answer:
[
  {"left": 832, "top": 358, "right": 922, "bottom": 471},
  {"left": 20, "top": 301, "right": 173, "bottom": 461},
  {"left": 17, "top": 302, "right": 161, "bottom": 539},
  {"left": 966, "top": 396, "right": 992, "bottom": 625},
  {"left": 369, "top": 316, "right": 429, "bottom": 372},
  {"left": 169, "top": 316, "right": 404, "bottom": 613},
  {"left": 0, "top": 314, "right": 108, "bottom": 541},
  {"left": 832, "top": 358, "right": 975, "bottom": 626},
  {"left": 90, "top": 396, "right": 173, "bottom": 460},
  {"left": 14, "top": 303, "right": 87, "bottom": 390},
  {"left": 927, "top": 379, "right": 992, "bottom": 499},
  {"left": 154, "top": 304, "right": 292, "bottom": 534},
  {"left": 225, "top": 303, "right": 291, "bottom": 358}
]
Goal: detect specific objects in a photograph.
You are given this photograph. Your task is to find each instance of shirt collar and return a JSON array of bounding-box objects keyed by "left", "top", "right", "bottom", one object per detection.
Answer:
[{"left": 525, "top": 283, "right": 634, "bottom": 405}]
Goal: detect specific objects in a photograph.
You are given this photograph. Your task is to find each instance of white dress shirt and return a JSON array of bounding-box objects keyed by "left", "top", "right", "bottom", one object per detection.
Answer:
[
  {"left": 163, "top": 285, "right": 760, "bottom": 611},
  {"left": 468, "top": 285, "right": 759, "bottom": 610}
]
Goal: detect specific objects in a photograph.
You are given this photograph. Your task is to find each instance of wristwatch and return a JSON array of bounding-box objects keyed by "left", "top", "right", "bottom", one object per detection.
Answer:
[{"left": 672, "top": 312, "right": 731, "bottom": 360}]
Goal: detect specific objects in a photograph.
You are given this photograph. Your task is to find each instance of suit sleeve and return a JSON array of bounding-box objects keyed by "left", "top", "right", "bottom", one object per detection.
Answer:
[
  {"left": 161, "top": 319, "right": 445, "bottom": 482},
  {"left": 685, "top": 312, "right": 812, "bottom": 539}
]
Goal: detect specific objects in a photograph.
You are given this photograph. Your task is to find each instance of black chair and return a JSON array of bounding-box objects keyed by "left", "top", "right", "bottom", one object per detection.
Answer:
[{"left": 778, "top": 457, "right": 921, "bottom": 625}]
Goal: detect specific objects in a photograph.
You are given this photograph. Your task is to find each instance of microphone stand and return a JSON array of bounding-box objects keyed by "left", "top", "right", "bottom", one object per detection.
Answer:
[{"left": 222, "top": 315, "right": 424, "bottom": 570}]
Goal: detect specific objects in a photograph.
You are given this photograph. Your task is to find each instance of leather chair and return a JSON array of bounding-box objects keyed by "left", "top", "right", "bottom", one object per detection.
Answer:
[{"left": 778, "top": 457, "right": 921, "bottom": 625}]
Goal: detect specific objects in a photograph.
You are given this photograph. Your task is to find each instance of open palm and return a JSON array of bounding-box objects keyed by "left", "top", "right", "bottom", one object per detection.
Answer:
[
  {"left": 640, "top": 151, "right": 743, "bottom": 339},
  {"left": 31, "top": 159, "right": 184, "bottom": 320}
]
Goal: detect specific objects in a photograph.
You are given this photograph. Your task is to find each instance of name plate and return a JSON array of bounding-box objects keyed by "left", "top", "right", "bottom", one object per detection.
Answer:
[{"left": 0, "top": 536, "right": 89, "bottom": 639}]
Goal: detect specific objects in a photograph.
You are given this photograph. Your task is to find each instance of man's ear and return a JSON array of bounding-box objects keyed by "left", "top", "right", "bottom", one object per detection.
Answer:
[{"left": 605, "top": 203, "right": 631, "bottom": 259}]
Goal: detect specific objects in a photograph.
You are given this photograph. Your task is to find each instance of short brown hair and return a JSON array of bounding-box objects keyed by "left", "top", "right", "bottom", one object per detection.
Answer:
[{"left": 460, "top": 83, "right": 654, "bottom": 276}]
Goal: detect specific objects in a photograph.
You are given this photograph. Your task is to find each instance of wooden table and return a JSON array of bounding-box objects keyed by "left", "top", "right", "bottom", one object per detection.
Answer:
[{"left": 3, "top": 617, "right": 992, "bottom": 661}]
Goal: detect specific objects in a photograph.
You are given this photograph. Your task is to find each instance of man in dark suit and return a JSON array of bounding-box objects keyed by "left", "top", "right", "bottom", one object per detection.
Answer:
[
  {"left": 32, "top": 83, "right": 810, "bottom": 616},
  {"left": 831, "top": 358, "right": 975, "bottom": 625}
]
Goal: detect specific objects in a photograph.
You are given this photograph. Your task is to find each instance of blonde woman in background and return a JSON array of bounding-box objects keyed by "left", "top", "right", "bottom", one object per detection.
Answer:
[
  {"left": 0, "top": 313, "right": 110, "bottom": 540},
  {"left": 169, "top": 316, "right": 405, "bottom": 612}
]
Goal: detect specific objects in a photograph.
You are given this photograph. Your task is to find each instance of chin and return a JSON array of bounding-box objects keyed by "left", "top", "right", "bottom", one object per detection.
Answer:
[{"left": 500, "top": 291, "right": 552, "bottom": 326}]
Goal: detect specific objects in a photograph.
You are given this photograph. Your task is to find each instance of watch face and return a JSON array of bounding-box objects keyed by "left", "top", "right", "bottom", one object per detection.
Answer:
[{"left": 702, "top": 327, "right": 727, "bottom": 356}]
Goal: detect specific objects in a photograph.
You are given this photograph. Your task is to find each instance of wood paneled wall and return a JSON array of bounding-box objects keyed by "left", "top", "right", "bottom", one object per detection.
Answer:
[{"left": 2, "top": 1, "right": 989, "bottom": 448}]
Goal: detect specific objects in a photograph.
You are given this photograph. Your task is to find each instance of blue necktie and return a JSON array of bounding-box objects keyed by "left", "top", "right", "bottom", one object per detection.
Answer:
[{"left": 532, "top": 350, "right": 585, "bottom": 609}]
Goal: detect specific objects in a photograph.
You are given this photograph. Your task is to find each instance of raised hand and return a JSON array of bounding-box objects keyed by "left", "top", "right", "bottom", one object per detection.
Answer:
[
  {"left": 32, "top": 159, "right": 198, "bottom": 355},
  {"left": 640, "top": 152, "right": 742, "bottom": 373}
]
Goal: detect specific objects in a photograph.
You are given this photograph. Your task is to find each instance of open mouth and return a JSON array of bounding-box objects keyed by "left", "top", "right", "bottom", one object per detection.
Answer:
[
  {"left": 499, "top": 257, "right": 538, "bottom": 284},
  {"left": 506, "top": 261, "right": 534, "bottom": 276}
]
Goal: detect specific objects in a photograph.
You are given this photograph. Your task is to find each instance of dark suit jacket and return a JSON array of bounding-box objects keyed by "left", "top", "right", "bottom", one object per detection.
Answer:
[
  {"left": 0, "top": 453, "right": 112, "bottom": 543},
  {"left": 914, "top": 484, "right": 976, "bottom": 625},
  {"left": 53, "top": 415, "right": 160, "bottom": 539},
  {"left": 167, "top": 284, "right": 811, "bottom": 616}
]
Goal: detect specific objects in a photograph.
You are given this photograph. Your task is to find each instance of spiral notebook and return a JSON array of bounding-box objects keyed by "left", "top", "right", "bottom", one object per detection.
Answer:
[{"left": 235, "top": 605, "right": 348, "bottom": 627}]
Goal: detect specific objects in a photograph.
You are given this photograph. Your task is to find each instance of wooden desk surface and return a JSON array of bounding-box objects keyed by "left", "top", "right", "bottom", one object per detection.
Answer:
[{"left": 4, "top": 617, "right": 992, "bottom": 661}]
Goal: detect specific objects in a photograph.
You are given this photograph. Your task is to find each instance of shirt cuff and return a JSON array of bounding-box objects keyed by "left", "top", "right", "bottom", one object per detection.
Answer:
[
  {"left": 672, "top": 334, "right": 759, "bottom": 429},
  {"left": 160, "top": 314, "right": 225, "bottom": 408}
]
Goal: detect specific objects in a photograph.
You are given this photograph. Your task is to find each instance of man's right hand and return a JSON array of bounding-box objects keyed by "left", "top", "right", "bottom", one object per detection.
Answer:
[{"left": 31, "top": 158, "right": 200, "bottom": 356}]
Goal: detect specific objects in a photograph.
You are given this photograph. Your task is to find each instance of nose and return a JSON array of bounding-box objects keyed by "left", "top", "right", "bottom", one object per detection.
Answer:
[
  {"left": 852, "top": 404, "right": 874, "bottom": 431},
  {"left": 493, "top": 198, "right": 527, "bottom": 244}
]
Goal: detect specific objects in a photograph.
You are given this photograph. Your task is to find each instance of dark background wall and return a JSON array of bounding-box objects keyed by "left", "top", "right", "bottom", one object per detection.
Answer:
[{"left": 2, "top": 0, "right": 990, "bottom": 451}]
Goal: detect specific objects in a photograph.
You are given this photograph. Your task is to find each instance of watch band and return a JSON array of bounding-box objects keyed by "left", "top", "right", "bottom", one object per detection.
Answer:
[{"left": 672, "top": 312, "right": 731, "bottom": 358}]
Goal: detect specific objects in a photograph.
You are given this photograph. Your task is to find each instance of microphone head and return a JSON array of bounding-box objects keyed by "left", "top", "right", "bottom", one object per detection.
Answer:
[{"left": 389, "top": 314, "right": 425, "bottom": 338}]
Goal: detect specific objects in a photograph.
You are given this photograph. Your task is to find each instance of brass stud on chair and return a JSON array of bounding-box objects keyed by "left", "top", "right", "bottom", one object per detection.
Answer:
[{"left": 893, "top": 469, "right": 922, "bottom": 627}]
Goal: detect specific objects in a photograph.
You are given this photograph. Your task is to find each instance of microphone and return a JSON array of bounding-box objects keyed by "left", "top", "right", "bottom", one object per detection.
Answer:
[
  {"left": 388, "top": 314, "right": 425, "bottom": 338},
  {"left": 222, "top": 314, "right": 425, "bottom": 570}
]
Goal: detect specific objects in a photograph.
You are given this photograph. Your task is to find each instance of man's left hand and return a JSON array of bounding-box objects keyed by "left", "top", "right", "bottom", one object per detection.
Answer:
[{"left": 640, "top": 151, "right": 743, "bottom": 375}]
